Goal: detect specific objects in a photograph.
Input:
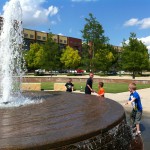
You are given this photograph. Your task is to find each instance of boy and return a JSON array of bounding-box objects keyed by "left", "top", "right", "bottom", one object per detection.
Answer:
[
  {"left": 97, "top": 82, "right": 105, "bottom": 97},
  {"left": 65, "top": 78, "right": 74, "bottom": 92},
  {"left": 125, "top": 83, "right": 143, "bottom": 135}
]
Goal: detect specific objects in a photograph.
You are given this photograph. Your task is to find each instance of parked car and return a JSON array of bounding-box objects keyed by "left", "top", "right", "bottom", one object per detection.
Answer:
[
  {"left": 49, "top": 70, "right": 58, "bottom": 76},
  {"left": 58, "top": 70, "right": 68, "bottom": 73},
  {"left": 35, "top": 69, "right": 45, "bottom": 76},
  {"left": 76, "top": 69, "right": 84, "bottom": 74},
  {"left": 107, "top": 71, "right": 117, "bottom": 75}
]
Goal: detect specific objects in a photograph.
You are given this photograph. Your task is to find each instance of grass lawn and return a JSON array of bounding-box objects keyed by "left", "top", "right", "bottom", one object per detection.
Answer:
[{"left": 41, "top": 82, "right": 150, "bottom": 93}]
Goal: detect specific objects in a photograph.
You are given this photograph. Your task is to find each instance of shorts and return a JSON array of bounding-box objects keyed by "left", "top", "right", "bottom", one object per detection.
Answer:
[{"left": 130, "top": 109, "right": 142, "bottom": 126}]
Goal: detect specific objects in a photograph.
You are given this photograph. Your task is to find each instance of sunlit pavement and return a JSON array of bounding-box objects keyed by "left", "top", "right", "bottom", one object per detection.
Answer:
[
  {"left": 39, "top": 74, "right": 150, "bottom": 149},
  {"left": 105, "top": 88, "right": 150, "bottom": 150},
  {"left": 75, "top": 87, "right": 150, "bottom": 150}
]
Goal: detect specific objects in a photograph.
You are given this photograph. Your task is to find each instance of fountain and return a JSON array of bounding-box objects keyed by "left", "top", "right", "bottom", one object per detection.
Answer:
[{"left": 0, "top": 0, "right": 143, "bottom": 149}]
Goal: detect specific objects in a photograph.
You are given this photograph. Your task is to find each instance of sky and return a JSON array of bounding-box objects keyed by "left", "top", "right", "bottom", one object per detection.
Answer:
[{"left": 0, "top": 0, "right": 150, "bottom": 52}]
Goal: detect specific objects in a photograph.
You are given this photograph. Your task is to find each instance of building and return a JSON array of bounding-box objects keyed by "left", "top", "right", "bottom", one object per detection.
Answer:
[
  {"left": 23, "top": 28, "right": 82, "bottom": 54},
  {"left": 0, "top": 16, "right": 82, "bottom": 54}
]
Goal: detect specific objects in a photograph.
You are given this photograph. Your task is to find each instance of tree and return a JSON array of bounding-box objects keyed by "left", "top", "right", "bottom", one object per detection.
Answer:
[
  {"left": 24, "top": 43, "right": 44, "bottom": 70},
  {"left": 121, "top": 33, "right": 149, "bottom": 79},
  {"left": 80, "top": 42, "right": 91, "bottom": 71},
  {"left": 93, "top": 47, "right": 115, "bottom": 72},
  {"left": 24, "top": 32, "right": 61, "bottom": 72},
  {"left": 81, "top": 13, "right": 109, "bottom": 71},
  {"left": 42, "top": 32, "right": 60, "bottom": 71},
  {"left": 60, "top": 46, "right": 81, "bottom": 69}
]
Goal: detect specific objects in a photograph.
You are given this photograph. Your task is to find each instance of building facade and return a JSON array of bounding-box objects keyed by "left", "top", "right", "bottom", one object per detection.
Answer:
[
  {"left": 0, "top": 16, "right": 82, "bottom": 54},
  {"left": 23, "top": 28, "right": 82, "bottom": 54}
]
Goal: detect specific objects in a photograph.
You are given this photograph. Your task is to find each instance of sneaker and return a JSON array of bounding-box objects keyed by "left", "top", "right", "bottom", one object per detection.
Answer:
[{"left": 135, "top": 131, "right": 141, "bottom": 136}]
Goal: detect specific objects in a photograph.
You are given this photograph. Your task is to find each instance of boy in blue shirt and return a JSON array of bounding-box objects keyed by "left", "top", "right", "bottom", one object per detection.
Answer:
[{"left": 125, "top": 83, "right": 142, "bottom": 135}]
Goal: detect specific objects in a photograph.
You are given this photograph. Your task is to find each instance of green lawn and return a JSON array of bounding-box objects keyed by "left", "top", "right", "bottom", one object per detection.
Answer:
[{"left": 41, "top": 82, "right": 150, "bottom": 93}]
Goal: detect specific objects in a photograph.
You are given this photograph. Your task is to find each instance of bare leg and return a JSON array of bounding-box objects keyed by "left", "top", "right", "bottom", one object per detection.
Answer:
[{"left": 136, "top": 124, "right": 140, "bottom": 132}]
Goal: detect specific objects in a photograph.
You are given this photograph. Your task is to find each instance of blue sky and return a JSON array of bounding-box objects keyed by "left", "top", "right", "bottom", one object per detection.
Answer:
[{"left": 1, "top": 0, "right": 150, "bottom": 51}]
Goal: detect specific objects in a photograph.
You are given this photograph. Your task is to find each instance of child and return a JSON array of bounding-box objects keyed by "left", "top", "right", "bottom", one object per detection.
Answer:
[
  {"left": 97, "top": 82, "right": 105, "bottom": 97},
  {"left": 65, "top": 78, "right": 74, "bottom": 92},
  {"left": 125, "top": 83, "right": 143, "bottom": 135}
]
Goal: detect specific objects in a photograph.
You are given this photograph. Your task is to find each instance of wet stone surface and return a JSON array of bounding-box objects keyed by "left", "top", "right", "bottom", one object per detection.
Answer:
[{"left": 0, "top": 91, "right": 135, "bottom": 149}]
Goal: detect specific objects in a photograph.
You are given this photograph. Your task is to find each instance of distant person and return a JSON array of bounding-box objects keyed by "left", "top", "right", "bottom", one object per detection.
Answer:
[
  {"left": 97, "top": 82, "right": 105, "bottom": 97},
  {"left": 65, "top": 78, "right": 74, "bottom": 92},
  {"left": 85, "top": 72, "right": 94, "bottom": 94},
  {"left": 125, "top": 83, "right": 143, "bottom": 136}
]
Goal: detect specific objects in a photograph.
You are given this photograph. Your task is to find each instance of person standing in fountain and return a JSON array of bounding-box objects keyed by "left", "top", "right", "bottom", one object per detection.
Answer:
[
  {"left": 65, "top": 78, "right": 74, "bottom": 92},
  {"left": 125, "top": 83, "right": 143, "bottom": 135},
  {"left": 85, "top": 72, "right": 94, "bottom": 94},
  {"left": 97, "top": 82, "right": 105, "bottom": 97}
]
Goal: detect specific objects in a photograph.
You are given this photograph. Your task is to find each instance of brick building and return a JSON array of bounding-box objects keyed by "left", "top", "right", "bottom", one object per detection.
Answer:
[{"left": 0, "top": 16, "right": 82, "bottom": 54}]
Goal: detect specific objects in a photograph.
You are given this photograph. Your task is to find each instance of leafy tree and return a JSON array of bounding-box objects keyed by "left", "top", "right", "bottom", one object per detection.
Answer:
[
  {"left": 121, "top": 33, "right": 149, "bottom": 79},
  {"left": 80, "top": 42, "right": 91, "bottom": 71},
  {"left": 42, "top": 32, "right": 60, "bottom": 71},
  {"left": 81, "top": 13, "right": 109, "bottom": 71},
  {"left": 93, "top": 47, "right": 115, "bottom": 72},
  {"left": 24, "top": 43, "right": 44, "bottom": 70},
  {"left": 60, "top": 46, "right": 81, "bottom": 69},
  {"left": 24, "top": 32, "right": 61, "bottom": 72}
]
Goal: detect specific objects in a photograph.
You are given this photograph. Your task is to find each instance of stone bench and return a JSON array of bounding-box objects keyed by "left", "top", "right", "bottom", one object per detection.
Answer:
[
  {"left": 54, "top": 83, "right": 66, "bottom": 91},
  {"left": 21, "top": 83, "right": 41, "bottom": 91}
]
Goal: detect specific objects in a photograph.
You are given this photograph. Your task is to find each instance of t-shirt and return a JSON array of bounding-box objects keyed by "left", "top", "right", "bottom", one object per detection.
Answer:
[
  {"left": 129, "top": 91, "right": 142, "bottom": 111},
  {"left": 85, "top": 77, "right": 93, "bottom": 94},
  {"left": 98, "top": 88, "right": 105, "bottom": 97},
  {"left": 65, "top": 82, "right": 74, "bottom": 92}
]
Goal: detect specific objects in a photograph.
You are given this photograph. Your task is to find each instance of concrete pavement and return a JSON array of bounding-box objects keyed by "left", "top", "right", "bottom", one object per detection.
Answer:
[
  {"left": 74, "top": 87, "right": 150, "bottom": 149},
  {"left": 104, "top": 88, "right": 150, "bottom": 150},
  {"left": 53, "top": 74, "right": 150, "bottom": 149}
]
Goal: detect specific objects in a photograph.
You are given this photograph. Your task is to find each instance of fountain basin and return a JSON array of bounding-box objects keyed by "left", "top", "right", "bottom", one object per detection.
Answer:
[{"left": 0, "top": 91, "right": 133, "bottom": 149}]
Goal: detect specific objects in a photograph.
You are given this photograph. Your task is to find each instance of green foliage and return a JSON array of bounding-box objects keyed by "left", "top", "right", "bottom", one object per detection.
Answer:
[
  {"left": 41, "top": 82, "right": 150, "bottom": 93},
  {"left": 81, "top": 13, "right": 109, "bottom": 71},
  {"left": 60, "top": 46, "right": 81, "bottom": 69},
  {"left": 24, "top": 32, "right": 61, "bottom": 71},
  {"left": 121, "top": 33, "right": 149, "bottom": 78},
  {"left": 42, "top": 33, "right": 60, "bottom": 71},
  {"left": 92, "top": 45, "right": 116, "bottom": 72},
  {"left": 24, "top": 43, "right": 44, "bottom": 70}
]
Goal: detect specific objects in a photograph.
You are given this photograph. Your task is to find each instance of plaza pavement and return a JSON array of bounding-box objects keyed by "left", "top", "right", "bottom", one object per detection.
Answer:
[
  {"left": 70, "top": 75, "right": 150, "bottom": 150},
  {"left": 105, "top": 88, "right": 150, "bottom": 150},
  {"left": 54, "top": 74, "right": 150, "bottom": 149}
]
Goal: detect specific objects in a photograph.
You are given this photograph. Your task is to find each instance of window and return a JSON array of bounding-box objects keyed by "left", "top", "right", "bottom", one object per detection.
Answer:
[
  {"left": 30, "top": 34, "right": 34, "bottom": 39},
  {"left": 43, "top": 37, "right": 46, "bottom": 40},
  {"left": 64, "top": 40, "right": 67, "bottom": 43},
  {"left": 24, "top": 33, "right": 28, "bottom": 38},
  {"left": 37, "top": 36, "right": 41, "bottom": 40}
]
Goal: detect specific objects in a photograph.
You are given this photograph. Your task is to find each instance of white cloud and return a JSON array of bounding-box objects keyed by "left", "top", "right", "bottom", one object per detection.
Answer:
[
  {"left": 124, "top": 17, "right": 150, "bottom": 29},
  {"left": 58, "top": 33, "right": 63, "bottom": 35},
  {"left": 124, "top": 18, "right": 139, "bottom": 26},
  {"left": 138, "top": 36, "right": 150, "bottom": 53},
  {"left": 2, "top": 0, "right": 59, "bottom": 27},
  {"left": 138, "top": 18, "right": 150, "bottom": 29},
  {"left": 122, "top": 36, "right": 150, "bottom": 53}
]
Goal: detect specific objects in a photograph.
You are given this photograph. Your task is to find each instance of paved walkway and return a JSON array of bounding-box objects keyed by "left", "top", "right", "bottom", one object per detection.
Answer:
[
  {"left": 105, "top": 88, "right": 150, "bottom": 150},
  {"left": 49, "top": 74, "right": 150, "bottom": 80},
  {"left": 52, "top": 74, "right": 150, "bottom": 149},
  {"left": 74, "top": 86, "right": 150, "bottom": 150}
]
